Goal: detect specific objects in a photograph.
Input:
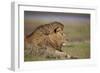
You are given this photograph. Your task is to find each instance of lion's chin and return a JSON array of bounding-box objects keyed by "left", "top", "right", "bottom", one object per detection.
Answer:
[{"left": 62, "top": 43, "right": 66, "bottom": 46}]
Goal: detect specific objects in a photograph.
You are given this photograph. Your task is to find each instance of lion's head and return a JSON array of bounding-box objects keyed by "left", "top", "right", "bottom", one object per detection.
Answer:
[{"left": 46, "top": 22, "right": 67, "bottom": 51}]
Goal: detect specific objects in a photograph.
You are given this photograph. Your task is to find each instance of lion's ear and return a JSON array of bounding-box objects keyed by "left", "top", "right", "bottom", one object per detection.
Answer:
[{"left": 54, "top": 27, "right": 61, "bottom": 33}]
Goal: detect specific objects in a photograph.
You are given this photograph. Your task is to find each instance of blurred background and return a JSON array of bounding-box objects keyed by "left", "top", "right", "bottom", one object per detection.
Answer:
[{"left": 24, "top": 11, "right": 90, "bottom": 61}]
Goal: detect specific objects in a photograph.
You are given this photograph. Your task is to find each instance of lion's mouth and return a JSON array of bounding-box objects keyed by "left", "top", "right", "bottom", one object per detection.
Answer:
[
  {"left": 62, "top": 38, "right": 69, "bottom": 46},
  {"left": 62, "top": 43, "right": 66, "bottom": 46},
  {"left": 60, "top": 42, "right": 66, "bottom": 47}
]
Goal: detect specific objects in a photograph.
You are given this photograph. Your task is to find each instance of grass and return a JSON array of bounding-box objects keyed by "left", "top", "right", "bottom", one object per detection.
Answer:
[{"left": 62, "top": 41, "right": 90, "bottom": 59}]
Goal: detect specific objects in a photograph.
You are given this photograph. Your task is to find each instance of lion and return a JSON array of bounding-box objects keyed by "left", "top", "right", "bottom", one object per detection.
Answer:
[{"left": 24, "top": 21, "right": 77, "bottom": 59}]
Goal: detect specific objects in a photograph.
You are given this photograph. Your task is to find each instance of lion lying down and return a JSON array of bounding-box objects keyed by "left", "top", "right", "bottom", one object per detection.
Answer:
[{"left": 24, "top": 21, "right": 77, "bottom": 59}]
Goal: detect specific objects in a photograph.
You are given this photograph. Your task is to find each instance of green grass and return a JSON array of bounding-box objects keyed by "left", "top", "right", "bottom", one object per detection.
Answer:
[{"left": 62, "top": 41, "right": 90, "bottom": 59}]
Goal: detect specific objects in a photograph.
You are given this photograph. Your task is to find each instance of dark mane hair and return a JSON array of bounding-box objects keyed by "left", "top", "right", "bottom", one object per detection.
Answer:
[{"left": 26, "top": 21, "right": 64, "bottom": 38}]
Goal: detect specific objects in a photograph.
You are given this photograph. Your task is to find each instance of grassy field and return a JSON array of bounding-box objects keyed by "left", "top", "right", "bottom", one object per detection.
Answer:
[
  {"left": 24, "top": 22, "right": 90, "bottom": 61},
  {"left": 63, "top": 24, "right": 90, "bottom": 59}
]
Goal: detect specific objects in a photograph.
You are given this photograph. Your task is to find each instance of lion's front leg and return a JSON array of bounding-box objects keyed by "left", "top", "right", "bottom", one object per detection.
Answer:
[
  {"left": 54, "top": 50, "right": 70, "bottom": 59},
  {"left": 54, "top": 50, "right": 78, "bottom": 59},
  {"left": 43, "top": 47, "right": 78, "bottom": 59},
  {"left": 42, "top": 47, "right": 64, "bottom": 59}
]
